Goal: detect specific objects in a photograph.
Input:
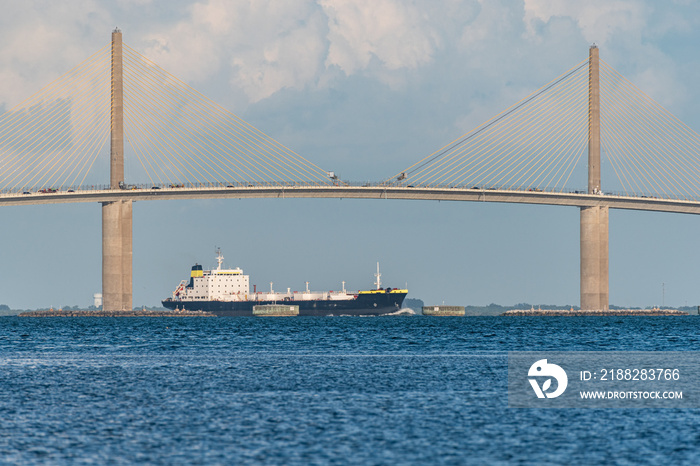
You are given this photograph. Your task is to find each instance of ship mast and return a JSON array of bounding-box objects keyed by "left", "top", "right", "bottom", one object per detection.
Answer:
[
  {"left": 215, "top": 248, "right": 224, "bottom": 270},
  {"left": 374, "top": 262, "right": 382, "bottom": 290}
]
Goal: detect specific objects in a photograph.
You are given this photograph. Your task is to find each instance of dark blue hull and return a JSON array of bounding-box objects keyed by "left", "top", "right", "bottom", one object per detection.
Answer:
[{"left": 162, "top": 291, "right": 407, "bottom": 316}]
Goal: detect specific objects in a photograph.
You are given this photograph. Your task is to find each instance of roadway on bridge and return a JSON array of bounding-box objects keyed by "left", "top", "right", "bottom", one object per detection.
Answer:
[{"left": 2, "top": 185, "right": 700, "bottom": 215}]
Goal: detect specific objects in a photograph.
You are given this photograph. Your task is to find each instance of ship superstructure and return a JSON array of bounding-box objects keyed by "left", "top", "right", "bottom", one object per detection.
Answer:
[
  {"left": 163, "top": 251, "right": 407, "bottom": 316},
  {"left": 172, "top": 252, "right": 251, "bottom": 302}
]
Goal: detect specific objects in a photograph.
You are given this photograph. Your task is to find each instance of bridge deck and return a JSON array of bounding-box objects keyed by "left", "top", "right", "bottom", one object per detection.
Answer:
[{"left": 2, "top": 185, "right": 700, "bottom": 215}]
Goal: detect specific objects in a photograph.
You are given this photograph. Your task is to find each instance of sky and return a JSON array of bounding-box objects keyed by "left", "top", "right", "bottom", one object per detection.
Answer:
[{"left": 2, "top": 0, "right": 700, "bottom": 310}]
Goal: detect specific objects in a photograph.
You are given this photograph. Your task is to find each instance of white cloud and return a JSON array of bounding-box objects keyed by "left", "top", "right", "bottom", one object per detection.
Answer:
[
  {"left": 320, "top": 0, "right": 437, "bottom": 74},
  {"left": 138, "top": 0, "right": 327, "bottom": 102},
  {"left": 136, "top": 0, "right": 441, "bottom": 102},
  {"left": 0, "top": 0, "right": 696, "bottom": 118},
  {"left": 523, "top": 0, "right": 646, "bottom": 45},
  {"left": 0, "top": 1, "right": 111, "bottom": 109},
  {"left": 459, "top": 0, "right": 518, "bottom": 49},
  {"left": 225, "top": 2, "right": 328, "bottom": 102}
]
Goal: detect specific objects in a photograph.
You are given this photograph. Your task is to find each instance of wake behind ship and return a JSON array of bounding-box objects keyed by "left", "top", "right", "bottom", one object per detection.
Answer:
[{"left": 162, "top": 251, "right": 407, "bottom": 316}]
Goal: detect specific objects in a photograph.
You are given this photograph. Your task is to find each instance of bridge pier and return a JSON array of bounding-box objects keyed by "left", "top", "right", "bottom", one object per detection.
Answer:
[
  {"left": 580, "top": 206, "right": 608, "bottom": 311},
  {"left": 102, "top": 200, "right": 132, "bottom": 311}
]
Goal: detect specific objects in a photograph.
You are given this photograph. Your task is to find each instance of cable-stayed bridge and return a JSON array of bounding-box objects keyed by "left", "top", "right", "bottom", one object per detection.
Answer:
[{"left": 3, "top": 30, "right": 700, "bottom": 312}]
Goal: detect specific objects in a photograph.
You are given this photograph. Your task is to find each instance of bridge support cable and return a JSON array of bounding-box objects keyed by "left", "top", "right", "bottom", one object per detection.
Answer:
[
  {"left": 121, "top": 49, "right": 239, "bottom": 184},
  {"left": 600, "top": 61, "right": 700, "bottom": 200},
  {"left": 0, "top": 44, "right": 109, "bottom": 140},
  {"left": 487, "top": 76, "right": 589, "bottom": 190},
  {"left": 0, "top": 46, "right": 111, "bottom": 192},
  {"left": 446, "top": 70, "right": 587, "bottom": 188},
  {"left": 120, "top": 45, "right": 331, "bottom": 186},
  {"left": 121, "top": 64, "right": 216, "bottom": 184},
  {"left": 1, "top": 39, "right": 332, "bottom": 194},
  {"left": 392, "top": 59, "right": 590, "bottom": 192},
  {"left": 602, "top": 66, "right": 685, "bottom": 198},
  {"left": 6, "top": 78, "right": 110, "bottom": 191},
  {"left": 395, "top": 50, "right": 700, "bottom": 203},
  {"left": 122, "top": 46, "right": 270, "bottom": 183}
]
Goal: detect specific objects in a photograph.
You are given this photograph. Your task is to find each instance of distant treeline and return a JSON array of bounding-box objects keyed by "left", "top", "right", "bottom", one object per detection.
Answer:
[
  {"left": 0, "top": 305, "right": 168, "bottom": 316},
  {"left": 465, "top": 303, "right": 579, "bottom": 316},
  {"left": 403, "top": 298, "right": 424, "bottom": 310},
  {"left": 403, "top": 300, "right": 700, "bottom": 316},
  {"left": 466, "top": 303, "right": 700, "bottom": 316},
  {"left": 403, "top": 300, "right": 583, "bottom": 316}
]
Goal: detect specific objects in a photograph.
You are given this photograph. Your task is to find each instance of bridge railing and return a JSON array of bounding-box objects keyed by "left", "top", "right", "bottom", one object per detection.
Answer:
[{"left": 3, "top": 179, "right": 698, "bottom": 203}]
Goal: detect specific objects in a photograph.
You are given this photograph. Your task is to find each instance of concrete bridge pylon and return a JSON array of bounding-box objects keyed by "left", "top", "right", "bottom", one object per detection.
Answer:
[
  {"left": 580, "top": 45, "right": 609, "bottom": 311},
  {"left": 102, "top": 28, "right": 132, "bottom": 312}
]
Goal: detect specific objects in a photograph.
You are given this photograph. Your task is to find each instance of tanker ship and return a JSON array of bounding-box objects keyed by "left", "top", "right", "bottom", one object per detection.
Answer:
[{"left": 162, "top": 251, "right": 407, "bottom": 316}]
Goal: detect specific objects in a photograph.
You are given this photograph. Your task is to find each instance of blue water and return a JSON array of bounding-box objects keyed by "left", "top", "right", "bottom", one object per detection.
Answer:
[{"left": 1, "top": 316, "right": 698, "bottom": 465}]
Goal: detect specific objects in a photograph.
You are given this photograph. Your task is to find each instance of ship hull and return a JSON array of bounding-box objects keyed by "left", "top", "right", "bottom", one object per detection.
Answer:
[{"left": 162, "top": 292, "right": 407, "bottom": 316}]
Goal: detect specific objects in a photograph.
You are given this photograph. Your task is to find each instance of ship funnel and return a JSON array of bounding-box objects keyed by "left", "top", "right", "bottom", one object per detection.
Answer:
[{"left": 190, "top": 264, "right": 203, "bottom": 287}]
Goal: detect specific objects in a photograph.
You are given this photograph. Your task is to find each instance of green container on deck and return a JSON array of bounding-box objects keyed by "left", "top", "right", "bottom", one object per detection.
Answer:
[
  {"left": 253, "top": 304, "right": 299, "bottom": 316},
  {"left": 422, "top": 306, "right": 465, "bottom": 316}
]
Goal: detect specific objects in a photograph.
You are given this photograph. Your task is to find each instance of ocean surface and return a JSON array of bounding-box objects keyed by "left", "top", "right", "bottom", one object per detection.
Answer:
[{"left": 1, "top": 315, "right": 698, "bottom": 465}]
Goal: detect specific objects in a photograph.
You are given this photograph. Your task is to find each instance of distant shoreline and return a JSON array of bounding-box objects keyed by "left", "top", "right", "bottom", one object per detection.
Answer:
[
  {"left": 502, "top": 309, "right": 688, "bottom": 316},
  {"left": 3, "top": 303, "right": 698, "bottom": 317},
  {"left": 18, "top": 309, "right": 215, "bottom": 317}
]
